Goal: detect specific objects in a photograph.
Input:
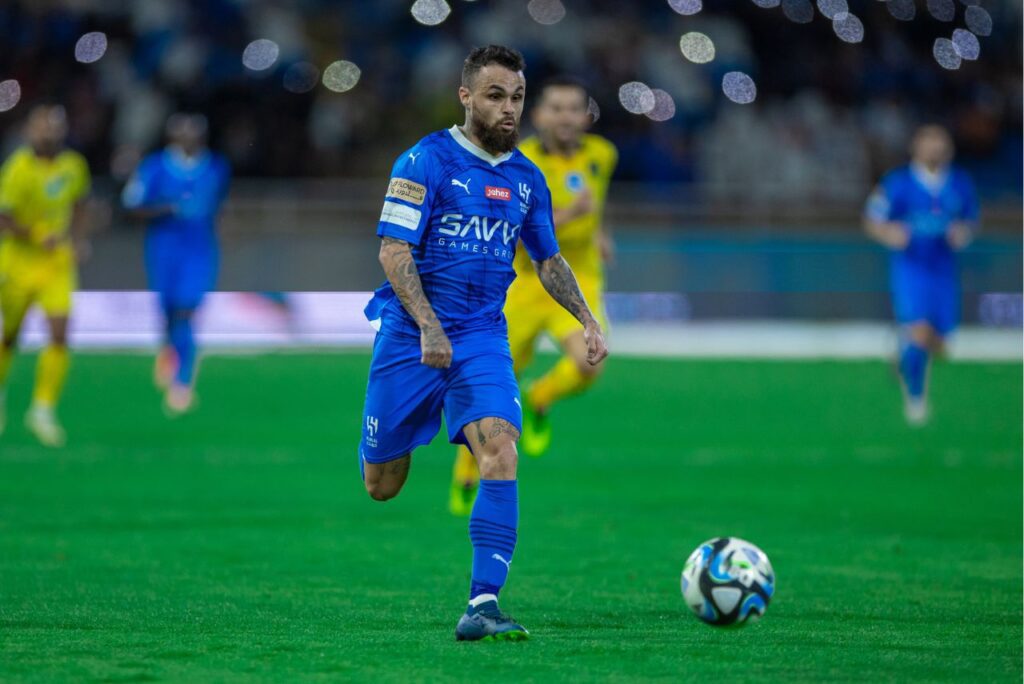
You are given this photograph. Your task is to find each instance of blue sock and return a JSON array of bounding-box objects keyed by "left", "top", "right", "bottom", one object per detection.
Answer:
[
  {"left": 169, "top": 314, "right": 196, "bottom": 386},
  {"left": 899, "top": 341, "right": 928, "bottom": 399},
  {"left": 468, "top": 479, "right": 518, "bottom": 603}
]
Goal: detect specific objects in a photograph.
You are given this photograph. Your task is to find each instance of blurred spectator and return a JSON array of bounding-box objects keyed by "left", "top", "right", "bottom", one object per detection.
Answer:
[{"left": 0, "top": 0, "right": 1018, "bottom": 203}]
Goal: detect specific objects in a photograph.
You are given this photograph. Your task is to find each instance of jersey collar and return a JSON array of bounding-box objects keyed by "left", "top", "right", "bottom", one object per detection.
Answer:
[
  {"left": 910, "top": 162, "right": 949, "bottom": 195},
  {"left": 448, "top": 125, "right": 513, "bottom": 167}
]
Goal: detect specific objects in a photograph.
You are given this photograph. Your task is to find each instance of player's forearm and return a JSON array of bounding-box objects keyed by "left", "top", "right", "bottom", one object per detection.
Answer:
[
  {"left": 379, "top": 237, "right": 443, "bottom": 332},
  {"left": 0, "top": 212, "right": 30, "bottom": 239},
  {"left": 864, "top": 219, "right": 906, "bottom": 248},
  {"left": 534, "top": 253, "right": 598, "bottom": 328}
]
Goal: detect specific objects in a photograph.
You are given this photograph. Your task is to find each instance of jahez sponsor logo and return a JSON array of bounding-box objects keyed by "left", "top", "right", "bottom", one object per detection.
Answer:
[{"left": 485, "top": 186, "right": 511, "bottom": 201}]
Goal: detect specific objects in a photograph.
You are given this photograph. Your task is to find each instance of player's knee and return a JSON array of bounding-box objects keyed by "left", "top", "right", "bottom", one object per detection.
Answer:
[
  {"left": 477, "top": 439, "right": 518, "bottom": 480},
  {"left": 365, "top": 479, "right": 399, "bottom": 502},
  {"left": 907, "top": 324, "right": 933, "bottom": 347}
]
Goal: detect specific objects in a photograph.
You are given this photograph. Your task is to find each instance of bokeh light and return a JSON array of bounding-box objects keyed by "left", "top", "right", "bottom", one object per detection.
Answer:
[
  {"left": 0, "top": 79, "right": 21, "bottom": 112},
  {"left": 679, "top": 32, "right": 716, "bottom": 64},
  {"left": 323, "top": 61, "right": 361, "bottom": 92},
  {"left": 926, "top": 0, "right": 955, "bottom": 22},
  {"left": 816, "top": 0, "right": 847, "bottom": 20},
  {"left": 528, "top": 0, "right": 567, "bottom": 25},
  {"left": 242, "top": 39, "right": 280, "bottom": 71},
  {"left": 618, "top": 82, "right": 656, "bottom": 115},
  {"left": 832, "top": 12, "right": 864, "bottom": 44},
  {"left": 411, "top": 0, "right": 451, "bottom": 26},
  {"left": 283, "top": 62, "right": 320, "bottom": 94},
  {"left": 722, "top": 71, "right": 757, "bottom": 104},
  {"left": 668, "top": 0, "right": 702, "bottom": 16},
  {"left": 782, "top": 0, "right": 814, "bottom": 24},
  {"left": 645, "top": 89, "right": 677, "bottom": 122},
  {"left": 587, "top": 96, "right": 601, "bottom": 124},
  {"left": 932, "top": 37, "right": 962, "bottom": 70},
  {"left": 750, "top": 0, "right": 781, "bottom": 8},
  {"left": 75, "top": 32, "right": 108, "bottom": 64},
  {"left": 964, "top": 6, "right": 992, "bottom": 36},
  {"left": 885, "top": 0, "right": 916, "bottom": 21},
  {"left": 951, "top": 28, "right": 980, "bottom": 60}
]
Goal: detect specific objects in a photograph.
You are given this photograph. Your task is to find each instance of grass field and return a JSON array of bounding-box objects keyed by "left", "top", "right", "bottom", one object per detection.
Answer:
[{"left": 1, "top": 352, "right": 1020, "bottom": 682}]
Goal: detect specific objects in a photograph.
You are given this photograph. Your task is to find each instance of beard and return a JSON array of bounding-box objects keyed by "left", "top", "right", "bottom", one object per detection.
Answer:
[{"left": 470, "top": 112, "right": 519, "bottom": 155}]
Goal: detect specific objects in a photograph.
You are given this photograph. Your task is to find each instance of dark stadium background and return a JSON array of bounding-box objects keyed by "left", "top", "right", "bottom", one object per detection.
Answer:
[{"left": 0, "top": 2, "right": 1020, "bottom": 681}]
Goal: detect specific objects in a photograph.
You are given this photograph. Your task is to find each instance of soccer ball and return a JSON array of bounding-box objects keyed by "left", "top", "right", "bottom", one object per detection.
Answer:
[{"left": 681, "top": 537, "right": 775, "bottom": 626}]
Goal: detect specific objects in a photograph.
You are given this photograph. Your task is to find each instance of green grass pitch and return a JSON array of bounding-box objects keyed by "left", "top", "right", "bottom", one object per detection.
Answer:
[{"left": 1, "top": 353, "right": 1020, "bottom": 682}]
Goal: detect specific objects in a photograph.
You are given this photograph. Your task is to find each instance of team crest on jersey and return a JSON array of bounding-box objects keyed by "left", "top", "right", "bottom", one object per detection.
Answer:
[
  {"left": 46, "top": 174, "right": 70, "bottom": 197},
  {"left": 485, "top": 186, "right": 511, "bottom": 201},
  {"left": 566, "top": 172, "right": 585, "bottom": 192},
  {"left": 386, "top": 178, "right": 426, "bottom": 205}
]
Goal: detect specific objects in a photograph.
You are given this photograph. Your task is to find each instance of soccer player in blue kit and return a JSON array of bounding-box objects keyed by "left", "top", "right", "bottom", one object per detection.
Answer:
[
  {"left": 359, "top": 46, "right": 608, "bottom": 641},
  {"left": 122, "top": 113, "right": 230, "bottom": 415},
  {"left": 864, "top": 124, "right": 979, "bottom": 425}
]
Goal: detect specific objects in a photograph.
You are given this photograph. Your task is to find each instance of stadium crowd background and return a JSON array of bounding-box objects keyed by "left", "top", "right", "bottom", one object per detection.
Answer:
[{"left": 0, "top": 0, "right": 1019, "bottom": 320}]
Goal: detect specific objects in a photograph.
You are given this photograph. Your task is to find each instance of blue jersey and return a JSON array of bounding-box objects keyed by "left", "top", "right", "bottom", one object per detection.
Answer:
[
  {"left": 365, "top": 126, "right": 559, "bottom": 338},
  {"left": 864, "top": 163, "right": 979, "bottom": 277},
  {"left": 122, "top": 148, "right": 231, "bottom": 252}
]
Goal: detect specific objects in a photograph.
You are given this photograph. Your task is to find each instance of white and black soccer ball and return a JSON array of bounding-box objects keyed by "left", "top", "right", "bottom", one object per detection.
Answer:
[{"left": 681, "top": 537, "right": 775, "bottom": 626}]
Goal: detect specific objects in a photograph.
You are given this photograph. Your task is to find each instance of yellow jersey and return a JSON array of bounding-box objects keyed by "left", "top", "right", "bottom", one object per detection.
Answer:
[
  {"left": 0, "top": 146, "right": 91, "bottom": 267},
  {"left": 515, "top": 134, "right": 617, "bottom": 280}
]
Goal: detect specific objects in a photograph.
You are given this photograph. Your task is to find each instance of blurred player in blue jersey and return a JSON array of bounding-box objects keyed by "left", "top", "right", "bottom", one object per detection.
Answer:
[
  {"left": 122, "top": 114, "right": 230, "bottom": 415},
  {"left": 864, "top": 124, "right": 979, "bottom": 426},
  {"left": 358, "top": 46, "right": 608, "bottom": 641}
]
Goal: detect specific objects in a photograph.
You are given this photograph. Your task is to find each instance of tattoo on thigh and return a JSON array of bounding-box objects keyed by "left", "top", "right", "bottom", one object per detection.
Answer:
[
  {"left": 387, "top": 457, "right": 409, "bottom": 477},
  {"left": 488, "top": 418, "right": 520, "bottom": 441},
  {"left": 475, "top": 421, "right": 487, "bottom": 447}
]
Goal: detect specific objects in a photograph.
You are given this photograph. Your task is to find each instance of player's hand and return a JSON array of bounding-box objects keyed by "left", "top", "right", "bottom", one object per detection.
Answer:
[
  {"left": 40, "top": 233, "right": 68, "bottom": 252},
  {"left": 946, "top": 222, "right": 974, "bottom": 251},
  {"left": 420, "top": 324, "right": 453, "bottom": 369},
  {"left": 583, "top": 321, "right": 608, "bottom": 366},
  {"left": 570, "top": 188, "right": 594, "bottom": 220},
  {"left": 882, "top": 224, "right": 910, "bottom": 250}
]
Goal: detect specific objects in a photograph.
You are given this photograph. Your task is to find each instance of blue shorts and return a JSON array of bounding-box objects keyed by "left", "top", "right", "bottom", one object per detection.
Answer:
[
  {"left": 892, "top": 271, "right": 959, "bottom": 336},
  {"left": 359, "top": 330, "right": 522, "bottom": 464}
]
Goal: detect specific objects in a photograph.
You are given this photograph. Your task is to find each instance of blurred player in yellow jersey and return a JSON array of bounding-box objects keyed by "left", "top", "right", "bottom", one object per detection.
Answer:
[
  {"left": 450, "top": 76, "right": 617, "bottom": 514},
  {"left": 0, "top": 105, "right": 91, "bottom": 446}
]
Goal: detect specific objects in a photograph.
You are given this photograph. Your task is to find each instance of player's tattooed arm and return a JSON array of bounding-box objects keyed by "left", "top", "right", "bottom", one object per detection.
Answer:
[
  {"left": 379, "top": 237, "right": 453, "bottom": 368},
  {"left": 534, "top": 253, "right": 609, "bottom": 365}
]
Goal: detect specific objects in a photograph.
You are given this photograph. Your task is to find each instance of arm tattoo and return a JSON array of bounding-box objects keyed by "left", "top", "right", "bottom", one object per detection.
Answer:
[
  {"left": 534, "top": 254, "right": 595, "bottom": 326},
  {"left": 379, "top": 237, "right": 442, "bottom": 333}
]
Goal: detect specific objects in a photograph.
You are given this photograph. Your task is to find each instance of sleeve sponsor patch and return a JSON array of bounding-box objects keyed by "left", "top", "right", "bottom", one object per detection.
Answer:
[
  {"left": 386, "top": 178, "right": 426, "bottom": 206},
  {"left": 379, "top": 200, "right": 422, "bottom": 231}
]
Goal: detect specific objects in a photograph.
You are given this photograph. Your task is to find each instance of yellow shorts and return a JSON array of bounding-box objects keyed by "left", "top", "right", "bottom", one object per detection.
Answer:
[
  {"left": 0, "top": 253, "right": 76, "bottom": 334},
  {"left": 505, "top": 272, "right": 607, "bottom": 372}
]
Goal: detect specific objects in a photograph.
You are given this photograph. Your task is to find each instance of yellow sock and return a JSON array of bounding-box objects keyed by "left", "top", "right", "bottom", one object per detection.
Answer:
[
  {"left": 33, "top": 345, "right": 70, "bottom": 408},
  {"left": 453, "top": 445, "right": 479, "bottom": 485},
  {"left": 0, "top": 344, "right": 13, "bottom": 386},
  {"left": 528, "top": 356, "right": 595, "bottom": 412}
]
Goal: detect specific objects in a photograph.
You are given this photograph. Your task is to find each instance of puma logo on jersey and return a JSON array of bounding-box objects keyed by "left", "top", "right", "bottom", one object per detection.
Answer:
[
  {"left": 451, "top": 177, "right": 472, "bottom": 194},
  {"left": 408, "top": 152, "right": 420, "bottom": 164}
]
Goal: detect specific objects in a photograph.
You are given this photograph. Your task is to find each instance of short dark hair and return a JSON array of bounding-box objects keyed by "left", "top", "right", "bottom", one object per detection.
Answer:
[
  {"left": 462, "top": 45, "right": 526, "bottom": 88},
  {"left": 538, "top": 74, "right": 589, "bottom": 104}
]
